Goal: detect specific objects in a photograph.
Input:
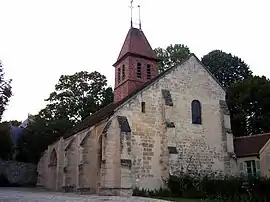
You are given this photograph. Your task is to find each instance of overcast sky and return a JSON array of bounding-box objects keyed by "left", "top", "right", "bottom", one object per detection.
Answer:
[{"left": 0, "top": 0, "right": 269, "bottom": 122}]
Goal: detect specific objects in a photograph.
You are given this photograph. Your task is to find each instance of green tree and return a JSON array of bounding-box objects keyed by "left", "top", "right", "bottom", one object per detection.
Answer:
[
  {"left": 16, "top": 115, "right": 71, "bottom": 163},
  {"left": 16, "top": 71, "right": 113, "bottom": 163},
  {"left": 0, "top": 60, "right": 12, "bottom": 120},
  {"left": 42, "top": 71, "right": 113, "bottom": 125},
  {"left": 0, "top": 122, "right": 13, "bottom": 160},
  {"left": 201, "top": 50, "right": 252, "bottom": 89},
  {"left": 9, "top": 120, "right": 22, "bottom": 126},
  {"left": 227, "top": 76, "right": 270, "bottom": 136},
  {"left": 154, "top": 44, "right": 191, "bottom": 72}
]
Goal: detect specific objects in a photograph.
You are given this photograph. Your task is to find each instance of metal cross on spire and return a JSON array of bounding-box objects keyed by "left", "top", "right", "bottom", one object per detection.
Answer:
[
  {"left": 129, "top": 0, "right": 134, "bottom": 27},
  {"left": 138, "top": 5, "right": 141, "bottom": 30}
]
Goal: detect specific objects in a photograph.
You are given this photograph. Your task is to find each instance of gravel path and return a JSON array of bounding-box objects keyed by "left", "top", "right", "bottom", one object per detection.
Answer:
[{"left": 0, "top": 188, "right": 168, "bottom": 202}]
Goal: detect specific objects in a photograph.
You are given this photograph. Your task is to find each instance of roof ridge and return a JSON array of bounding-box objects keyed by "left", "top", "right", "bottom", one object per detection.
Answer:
[{"left": 235, "top": 133, "right": 270, "bottom": 139}]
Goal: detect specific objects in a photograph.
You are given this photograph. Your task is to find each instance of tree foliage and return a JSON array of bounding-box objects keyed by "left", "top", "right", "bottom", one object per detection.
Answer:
[
  {"left": 9, "top": 120, "right": 22, "bottom": 127},
  {"left": 0, "top": 122, "right": 13, "bottom": 160},
  {"left": 16, "top": 71, "right": 113, "bottom": 163},
  {"left": 227, "top": 76, "right": 270, "bottom": 136},
  {"left": 16, "top": 115, "right": 71, "bottom": 163},
  {"left": 201, "top": 50, "right": 252, "bottom": 89},
  {"left": 0, "top": 61, "right": 12, "bottom": 121},
  {"left": 41, "top": 71, "right": 113, "bottom": 125},
  {"left": 154, "top": 44, "right": 191, "bottom": 72}
]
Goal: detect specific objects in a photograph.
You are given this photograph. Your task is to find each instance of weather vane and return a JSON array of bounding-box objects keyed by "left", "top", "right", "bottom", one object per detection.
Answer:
[{"left": 129, "top": 0, "right": 134, "bottom": 27}]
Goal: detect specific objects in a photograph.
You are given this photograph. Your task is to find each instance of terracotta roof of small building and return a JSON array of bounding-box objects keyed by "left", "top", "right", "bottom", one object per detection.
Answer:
[
  {"left": 234, "top": 133, "right": 270, "bottom": 157},
  {"left": 114, "top": 27, "right": 158, "bottom": 66}
]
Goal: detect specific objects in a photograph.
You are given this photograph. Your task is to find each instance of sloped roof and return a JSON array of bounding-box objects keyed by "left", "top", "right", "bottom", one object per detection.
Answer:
[
  {"left": 62, "top": 55, "right": 193, "bottom": 139},
  {"left": 234, "top": 133, "right": 270, "bottom": 157},
  {"left": 62, "top": 54, "right": 225, "bottom": 140},
  {"left": 114, "top": 27, "right": 158, "bottom": 66}
]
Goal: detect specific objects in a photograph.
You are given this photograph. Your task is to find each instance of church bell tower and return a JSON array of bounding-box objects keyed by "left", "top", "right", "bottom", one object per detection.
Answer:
[{"left": 113, "top": 3, "right": 159, "bottom": 103}]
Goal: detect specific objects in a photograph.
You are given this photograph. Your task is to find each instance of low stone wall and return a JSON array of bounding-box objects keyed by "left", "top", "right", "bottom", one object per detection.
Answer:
[{"left": 0, "top": 159, "right": 37, "bottom": 186}]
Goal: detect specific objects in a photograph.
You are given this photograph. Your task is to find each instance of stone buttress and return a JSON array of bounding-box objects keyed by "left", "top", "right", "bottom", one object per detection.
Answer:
[{"left": 99, "top": 116, "right": 132, "bottom": 196}]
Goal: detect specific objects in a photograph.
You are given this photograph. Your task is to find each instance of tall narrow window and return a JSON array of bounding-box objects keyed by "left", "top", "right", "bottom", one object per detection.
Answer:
[
  {"left": 122, "top": 65, "right": 125, "bottom": 80},
  {"left": 141, "top": 102, "right": 145, "bottom": 113},
  {"left": 147, "top": 64, "right": 151, "bottom": 79},
  {"left": 191, "top": 100, "right": 202, "bottom": 124},
  {"left": 117, "top": 68, "right": 121, "bottom": 83},
  {"left": 137, "top": 63, "right": 141, "bottom": 78}
]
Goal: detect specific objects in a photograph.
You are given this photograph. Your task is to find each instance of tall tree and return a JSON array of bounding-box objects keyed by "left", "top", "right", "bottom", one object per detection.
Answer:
[
  {"left": 16, "top": 71, "right": 113, "bottom": 163},
  {"left": 9, "top": 120, "right": 22, "bottom": 127},
  {"left": 201, "top": 50, "right": 252, "bottom": 89},
  {"left": 154, "top": 44, "right": 191, "bottom": 72},
  {"left": 16, "top": 115, "right": 71, "bottom": 163},
  {"left": 227, "top": 76, "right": 270, "bottom": 136},
  {"left": 42, "top": 71, "right": 113, "bottom": 124},
  {"left": 0, "top": 60, "right": 12, "bottom": 120},
  {"left": 0, "top": 122, "right": 13, "bottom": 160}
]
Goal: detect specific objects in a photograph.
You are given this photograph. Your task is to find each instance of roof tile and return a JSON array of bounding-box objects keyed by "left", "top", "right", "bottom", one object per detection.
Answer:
[
  {"left": 234, "top": 133, "right": 270, "bottom": 157},
  {"left": 114, "top": 27, "right": 157, "bottom": 66}
]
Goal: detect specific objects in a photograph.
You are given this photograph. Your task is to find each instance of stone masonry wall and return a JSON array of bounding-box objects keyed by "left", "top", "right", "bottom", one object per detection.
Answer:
[
  {"left": 0, "top": 159, "right": 37, "bottom": 186},
  {"left": 115, "top": 55, "right": 230, "bottom": 190},
  {"left": 99, "top": 118, "right": 122, "bottom": 195}
]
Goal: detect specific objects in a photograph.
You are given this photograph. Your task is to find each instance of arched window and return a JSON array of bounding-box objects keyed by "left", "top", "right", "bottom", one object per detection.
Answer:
[
  {"left": 191, "top": 100, "right": 202, "bottom": 124},
  {"left": 50, "top": 149, "right": 57, "bottom": 167}
]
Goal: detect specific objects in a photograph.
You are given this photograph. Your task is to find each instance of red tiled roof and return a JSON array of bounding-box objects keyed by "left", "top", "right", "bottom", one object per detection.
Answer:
[
  {"left": 234, "top": 133, "right": 270, "bottom": 157},
  {"left": 114, "top": 27, "right": 157, "bottom": 66}
]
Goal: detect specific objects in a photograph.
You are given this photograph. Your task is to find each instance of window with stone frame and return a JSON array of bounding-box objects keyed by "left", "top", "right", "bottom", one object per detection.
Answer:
[
  {"left": 191, "top": 100, "right": 202, "bottom": 124},
  {"left": 146, "top": 64, "right": 151, "bottom": 79},
  {"left": 141, "top": 102, "right": 146, "bottom": 113},
  {"left": 122, "top": 64, "right": 125, "bottom": 80},
  {"left": 117, "top": 68, "right": 121, "bottom": 83},
  {"left": 137, "top": 63, "right": 142, "bottom": 78},
  {"left": 49, "top": 149, "right": 57, "bottom": 167}
]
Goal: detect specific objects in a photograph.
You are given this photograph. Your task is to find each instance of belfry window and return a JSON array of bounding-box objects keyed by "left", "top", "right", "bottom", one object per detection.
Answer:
[
  {"left": 147, "top": 64, "right": 151, "bottom": 79},
  {"left": 191, "top": 100, "right": 202, "bottom": 124},
  {"left": 117, "top": 68, "right": 121, "bottom": 83},
  {"left": 137, "top": 63, "right": 142, "bottom": 78},
  {"left": 122, "top": 65, "right": 125, "bottom": 80}
]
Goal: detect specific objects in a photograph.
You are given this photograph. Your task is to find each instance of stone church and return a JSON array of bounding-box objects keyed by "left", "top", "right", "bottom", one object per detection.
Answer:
[{"left": 37, "top": 24, "right": 237, "bottom": 195}]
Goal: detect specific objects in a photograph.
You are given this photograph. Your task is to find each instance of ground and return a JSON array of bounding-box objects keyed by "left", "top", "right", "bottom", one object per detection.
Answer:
[{"left": 0, "top": 188, "right": 169, "bottom": 202}]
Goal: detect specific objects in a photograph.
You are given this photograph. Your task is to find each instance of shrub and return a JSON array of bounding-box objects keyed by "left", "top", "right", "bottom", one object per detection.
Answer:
[
  {"left": 132, "top": 187, "right": 172, "bottom": 198},
  {"left": 0, "top": 174, "right": 9, "bottom": 187},
  {"left": 166, "top": 173, "right": 270, "bottom": 202}
]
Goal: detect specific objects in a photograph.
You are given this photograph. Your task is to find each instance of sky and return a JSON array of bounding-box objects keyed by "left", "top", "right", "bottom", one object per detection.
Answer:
[{"left": 0, "top": 0, "right": 269, "bottom": 122}]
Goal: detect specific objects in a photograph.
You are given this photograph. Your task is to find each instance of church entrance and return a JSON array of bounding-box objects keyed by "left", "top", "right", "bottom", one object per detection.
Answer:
[{"left": 49, "top": 149, "right": 57, "bottom": 190}]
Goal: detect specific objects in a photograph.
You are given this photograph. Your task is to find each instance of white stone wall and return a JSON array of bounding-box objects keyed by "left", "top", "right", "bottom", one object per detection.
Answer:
[{"left": 115, "top": 55, "right": 231, "bottom": 190}]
